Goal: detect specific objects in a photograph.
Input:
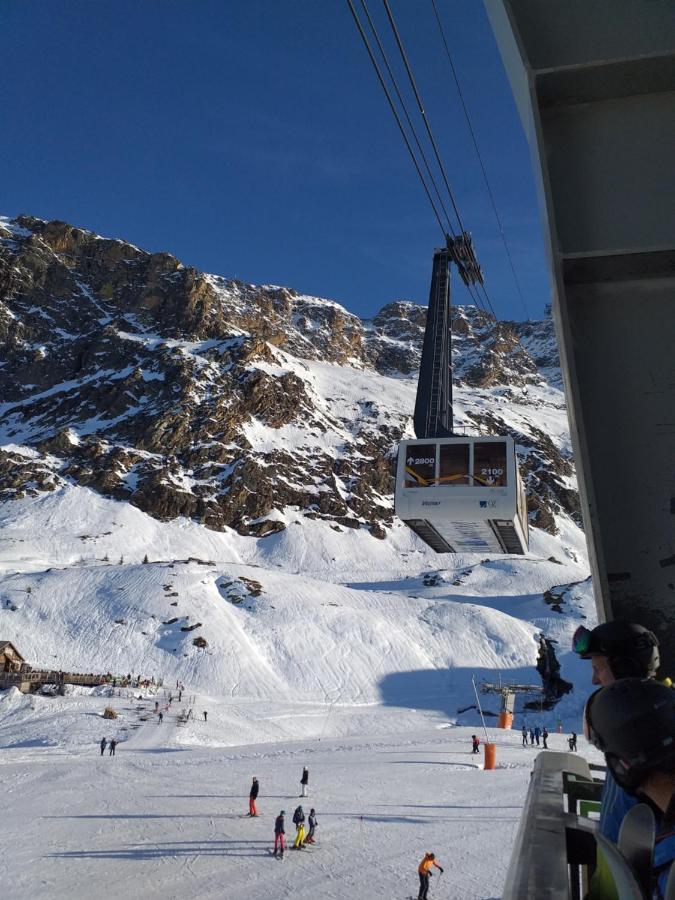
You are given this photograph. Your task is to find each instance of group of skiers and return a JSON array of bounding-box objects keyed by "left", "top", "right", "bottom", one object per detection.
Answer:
[
  {"left": 520, "top": 724, "right": 549, "bottom": 749},
  {"left": 272, "top": 805, "right": 319, "bottom": 858},
  {"left": 99, "top": 737, "right": 117, "bottom": 756},
  {"left": 245, "top": 769, "right": 316, "bottom": 859}
]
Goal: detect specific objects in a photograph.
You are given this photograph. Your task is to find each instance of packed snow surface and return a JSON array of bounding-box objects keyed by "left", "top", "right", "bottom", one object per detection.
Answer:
[
  {"left": 0, "top": 685, "right": 604, "bottom": 900},
  {"left": 0, "top": 481, "right": 600, "bottom": 899}
]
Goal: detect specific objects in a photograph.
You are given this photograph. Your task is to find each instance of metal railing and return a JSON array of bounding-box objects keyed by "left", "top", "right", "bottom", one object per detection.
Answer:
[{"left": 502, "top": 751, "right": 603, "bottom": 899}]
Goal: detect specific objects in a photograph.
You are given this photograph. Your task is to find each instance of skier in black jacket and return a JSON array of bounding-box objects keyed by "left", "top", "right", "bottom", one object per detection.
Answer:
[
  {"left": 292, "top": 806, "right": 306, "bottom": 849},
  {"left": 248, "top": 777, "right": 259, "bottom": 817},
  {"left": 273, "top": 811, "right": 286, "bottom": 858}
]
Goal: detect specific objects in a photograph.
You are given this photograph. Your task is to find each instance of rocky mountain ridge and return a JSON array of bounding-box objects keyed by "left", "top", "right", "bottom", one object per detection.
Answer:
[{"left": 0, "top": 215, "right": 577, "bottom": 539}]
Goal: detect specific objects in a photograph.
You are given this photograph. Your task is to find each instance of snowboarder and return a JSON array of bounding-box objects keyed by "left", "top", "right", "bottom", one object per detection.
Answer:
[
  {"left": 203, "top": 710, "right": 207, "bottom": 722},
  {"left": 109, "top": 739, "right": 117, "bottom": 756},
  {"left": 100, "top": 737, "right": 107, "bottom": 756},
  {"left": 158, "top": 711, "right": 163, "bottom": 723},
  {"left": 471, "top": 735, "right": 480, "bottom": 754},
  {"left": 292, "top": 805, "right": 306, "bottom": 849},
  {"left": 300, "top": 766, "right": 309, "bottom": 797},
  {"left": 273, "top": 810, "right": 286, "bottom": 858},
  {"left": 534, "top": 726, "right": 541, "bottom": 746},
  {"left": 417, "top": 852, "right": 444, "bottom": 900},
  {"left": 248, "top": 777, "right": 259, "bottom": 817},
  {"left": 568, "top": 732, "right": 577, "bottom": 752},
  {"left": 542, "top": 727, "right": 549, "bottom": 749},
  {"left": 304, "top": 808, "right": 317, "bottom": 844},
  {"left": 521, "top": 725, "right": 528, "bottom": 747}
]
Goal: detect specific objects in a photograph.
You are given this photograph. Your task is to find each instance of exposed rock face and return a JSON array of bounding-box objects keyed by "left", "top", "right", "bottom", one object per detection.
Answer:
[{"left": 0, "top": 215, "right": 577, "bottom": 538}]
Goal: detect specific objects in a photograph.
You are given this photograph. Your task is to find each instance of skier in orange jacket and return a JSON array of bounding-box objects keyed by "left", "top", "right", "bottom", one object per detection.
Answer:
[{"left": 418, "top": 852, "right": 444, "bottom": 899}]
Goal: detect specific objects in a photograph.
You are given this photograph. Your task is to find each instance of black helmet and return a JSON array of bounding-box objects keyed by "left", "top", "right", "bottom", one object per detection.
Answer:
[
  {"left": 585, "top": 678, "right": 675, "bottom": 793},
  {"left": 572, "top": 622, "right": 659, "bottom": 678}
]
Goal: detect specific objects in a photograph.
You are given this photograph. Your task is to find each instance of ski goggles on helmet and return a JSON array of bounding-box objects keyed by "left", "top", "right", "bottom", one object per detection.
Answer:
[{"left": 572, "top": 625, "right": 593, "bottom": 655}]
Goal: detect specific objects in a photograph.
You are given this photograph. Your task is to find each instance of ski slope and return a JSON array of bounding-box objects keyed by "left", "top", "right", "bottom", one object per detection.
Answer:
[{"left": 0, "top": 682, "right": 604, "bottom": 900}]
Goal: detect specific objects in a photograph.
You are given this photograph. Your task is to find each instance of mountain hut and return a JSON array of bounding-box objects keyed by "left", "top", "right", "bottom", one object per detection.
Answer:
[{"left": 0, "top": 641, "right": 25, "bottom": 673}]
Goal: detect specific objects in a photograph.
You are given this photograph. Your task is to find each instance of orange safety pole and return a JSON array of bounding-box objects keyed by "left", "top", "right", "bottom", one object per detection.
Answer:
[{"left": 497, "top": 711, "right": 513, "bottom": 729}]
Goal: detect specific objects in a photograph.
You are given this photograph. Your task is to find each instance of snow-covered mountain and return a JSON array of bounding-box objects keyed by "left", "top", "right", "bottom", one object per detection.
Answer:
[
  {"left": 0, "top": 215, "right": 576, "bottom": 536},
  {"left": 0, "top": 214, "right": 595, "bottom": 734}
]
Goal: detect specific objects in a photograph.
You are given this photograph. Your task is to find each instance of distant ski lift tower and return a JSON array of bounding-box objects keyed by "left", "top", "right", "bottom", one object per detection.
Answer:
[
  {"left": 395, "top": 234, "right": 529, "bottom": 554},
  {"left": 481, "top": 681, "right": 543, "bottom": 729}
]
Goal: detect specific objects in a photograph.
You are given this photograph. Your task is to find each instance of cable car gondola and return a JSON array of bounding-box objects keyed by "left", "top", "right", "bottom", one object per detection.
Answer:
[
  {"left": 394, "top": 244, "right": 529, "bottom": 555},
  {"left": 395, "top": 434, "right": 528, "bottom": 554}
]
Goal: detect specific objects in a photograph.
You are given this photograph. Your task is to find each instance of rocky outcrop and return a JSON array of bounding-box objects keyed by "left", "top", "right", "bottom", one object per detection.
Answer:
[{"left": 0, "top": 215, "right": 577, "bottom": 538}]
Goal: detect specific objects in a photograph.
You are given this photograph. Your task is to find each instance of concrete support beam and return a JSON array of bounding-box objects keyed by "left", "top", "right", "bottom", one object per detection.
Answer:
[{"left": 485, "top": 0, "right": 675, "bottom": 671}]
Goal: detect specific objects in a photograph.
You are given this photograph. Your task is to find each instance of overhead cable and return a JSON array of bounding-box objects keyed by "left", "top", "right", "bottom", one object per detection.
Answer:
[
  {"left": 359, "top": 0, "right": 456, "bottom": 237},
  {"left": 382, "top": 0, "right": 465, "bottom": 235},
  {"left": 346, "top": 0, "right": 448, "bottom": 237},
  {"left": 430, "top": 0, "right": 529, "bottom": 319},
  {"left": 477, "top": 282, "right": 497, "bottom": 319}
]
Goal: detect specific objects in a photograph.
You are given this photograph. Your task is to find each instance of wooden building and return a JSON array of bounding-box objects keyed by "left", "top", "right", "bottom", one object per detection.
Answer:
[{"left": 0, "top": 641, "right": 25, "bottom": 673}]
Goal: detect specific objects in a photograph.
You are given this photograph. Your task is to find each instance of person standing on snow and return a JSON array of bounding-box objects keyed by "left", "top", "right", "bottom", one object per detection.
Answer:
[
  {"left": 273, "top": 810, "right": 286, "bottom": 858},
  {"left": 248, "top": 777, "right": 259, "bottom": 817},
  {"left": 529, "top": 728, "right": 535, "bottom": 745},
  {"left": 304, "top": 809, "right": 317, "bottom": 844},
  {"left": 521, "top": 725, "right": 528, "bottom": 747},
  {"left": 100, "top": 737, "right": 107, "bottom": 756},
  {"left": 109, "top": 739, "right": 117, "bottom": 756},
  {"left": 542, "top": 727, "right": 549, "bottom": 749},
  {"left": 417, "top": 852, "right": 444, "bottom": 900},
  {"left": 568, "top": 732, "right": 578, "bottom": 751},
  {"left": 471, "top": 735, "right": 480, "bottom": 754},
  {"left": 300, "top": 766, "right": 309, "bottom": 797},
  {"left": 203, "top": 710, "right": 208, "bottom": 723},
  {"left": 534, "top": 726, "right": 541, "bottom": 746},
  {"left": 292, "top": 805, "right": 306, "bottom": 849},
  {"left": 158, "top": 711, "right": 163, "bottom": 723}
]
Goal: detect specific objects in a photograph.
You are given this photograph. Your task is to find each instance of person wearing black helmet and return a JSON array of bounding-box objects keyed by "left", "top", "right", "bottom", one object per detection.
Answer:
[
  {"left": 573, "top": 621, "right": 661, "bottom": 843},
  {"left": 573, "top": 621, "right": 660, "bottom": 686},
  {"left": 585, "top": 679, "right": 675, "bottom": 899}
]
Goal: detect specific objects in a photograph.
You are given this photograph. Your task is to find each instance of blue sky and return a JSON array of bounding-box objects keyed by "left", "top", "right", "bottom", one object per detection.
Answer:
[{"left": 0, "top": 1, "right": 550, "bottom": 321}]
